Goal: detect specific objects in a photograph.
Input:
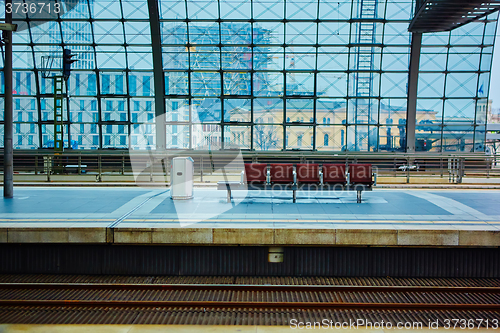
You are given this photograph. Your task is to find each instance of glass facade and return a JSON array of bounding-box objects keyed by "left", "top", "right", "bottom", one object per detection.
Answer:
[{"left": 0, "top": 0, "right": 498, "bottom": 152}]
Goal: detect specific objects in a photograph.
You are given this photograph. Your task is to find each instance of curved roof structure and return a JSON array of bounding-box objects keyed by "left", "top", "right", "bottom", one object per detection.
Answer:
[{"left": 0, "top": 0, "right": 498, "bottom": 152}]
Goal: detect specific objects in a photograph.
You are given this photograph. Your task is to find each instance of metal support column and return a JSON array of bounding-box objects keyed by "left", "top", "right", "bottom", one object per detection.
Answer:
[
  {"left": 3, "top": 1, "right": 13, "bottom": 198},
  {"left": 147, "top": 0, "right": 166, "bottom": 151},
  {"left": 406, "top": 32, "right": 422, "bottom": 153},
  {"left": 53, "top": 76, "right": 64, "bottom": 152}
]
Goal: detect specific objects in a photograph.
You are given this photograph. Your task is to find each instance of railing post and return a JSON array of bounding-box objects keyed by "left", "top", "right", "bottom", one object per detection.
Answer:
[
  {"left": 35, "top": 155, "right": 38, "bottom": 175},
  {"left": 45, "top": 155, "right": 51, "bottom": 182},
  {"left": 149, "top": 157, "right": 153, "bottom": 182},
  {"left": 440, "top": 157, "right": 443, "bottom": 178},
  {"left": 78, "top": 154, "right": 82, "bottom": 175},
  {"left": 121, "top": 154, "right": 125, "bottom": 175},
  {"left": 459, "top": 157, "right": 465, "bottom": 183},
  {"left": 200, "top": 156, "right": 204, "bottom": 182},
  {"left": 406, "top": 155, "right": 410, "bottom": 184},
  {"left": 98, "top": 155, "right": 102, "bottom": 182}
]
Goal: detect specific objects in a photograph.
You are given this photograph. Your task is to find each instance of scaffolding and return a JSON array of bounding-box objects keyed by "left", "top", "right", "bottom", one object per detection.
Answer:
[
  {"left": 53, "top": 76, "right": 64, "bottom": 152},
  {"left": 354, "top": 0, "right": 377, "bottom": 151}
]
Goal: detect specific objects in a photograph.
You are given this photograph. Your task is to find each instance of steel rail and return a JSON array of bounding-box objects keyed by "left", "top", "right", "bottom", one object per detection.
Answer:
[
  {"left": 0, "top": 283, "right": 499, "bottom": 293},
  {"left": 0, "top": 300, "right": 499, "bottom": 311}
]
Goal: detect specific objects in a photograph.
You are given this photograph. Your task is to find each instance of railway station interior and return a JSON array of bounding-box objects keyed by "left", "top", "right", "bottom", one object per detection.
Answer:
[{"left": 2, "top": 0, "right": 500, "bottom": 331}]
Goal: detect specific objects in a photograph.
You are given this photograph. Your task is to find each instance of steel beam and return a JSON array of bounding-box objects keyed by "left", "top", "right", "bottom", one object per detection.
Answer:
[
  {"left": 409, "top": 0, "right": 500, "bottom": 33},
  {"left": 406, "top": 32, "right": 422, "bottom": 153},
  {"left": 3, "top": 0, "right": 13, "bottom": 198},
  {"left": 147, "top": 0, "right": 166, "bottom": 150}
]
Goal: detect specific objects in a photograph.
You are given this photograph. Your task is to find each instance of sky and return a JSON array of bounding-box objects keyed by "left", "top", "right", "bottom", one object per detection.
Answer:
[{"left": 489, "top": 19, "right": 500, "bottom": 111}]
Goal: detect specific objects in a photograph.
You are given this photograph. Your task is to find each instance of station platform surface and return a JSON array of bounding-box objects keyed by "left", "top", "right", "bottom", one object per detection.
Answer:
[{"left": 1, "top": 187, "right": 500, "bottom": 247}]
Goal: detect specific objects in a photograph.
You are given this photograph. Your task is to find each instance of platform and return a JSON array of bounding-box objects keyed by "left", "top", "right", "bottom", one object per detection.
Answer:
[{"left": 1, "top": 187, "right": 500, "bottom": 247}]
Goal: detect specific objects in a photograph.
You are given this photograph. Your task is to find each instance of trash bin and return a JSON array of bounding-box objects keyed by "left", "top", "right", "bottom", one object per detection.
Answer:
[{"left": 170, "top": 157, "right": 194, "bottom": 199}]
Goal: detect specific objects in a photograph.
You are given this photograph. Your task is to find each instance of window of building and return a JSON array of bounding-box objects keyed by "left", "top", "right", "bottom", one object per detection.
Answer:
[
  {"left": 75, "top": 74, "right": 80, "bottom": 95},
  {"left": 116, "top": 75, "right": 124, "bottom": 94},
  {"left": 129, "top": 75, "right": 137, "bottom": 96},
  {"left": 87, "top": 74, "right": 96, "bottom": 95},
  {"left": 102, "top": 75, "right": 110, "bottom": 94},
  {"left": 143, "top": 76, "right": 151, "bottom": 96}
]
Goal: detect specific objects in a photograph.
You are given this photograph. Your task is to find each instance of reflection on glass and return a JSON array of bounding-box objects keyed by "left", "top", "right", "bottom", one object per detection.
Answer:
[{"left": 3, "top": 0, "right": 498, "bottom": 152}]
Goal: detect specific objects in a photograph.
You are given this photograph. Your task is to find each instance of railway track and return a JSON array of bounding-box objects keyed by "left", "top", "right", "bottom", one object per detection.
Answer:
[
  {"left": 0, "top": 282, "right": 499, "bottom": 310},
  {"left": 0, "top": 276, "right": 499, "bottom": 325}
]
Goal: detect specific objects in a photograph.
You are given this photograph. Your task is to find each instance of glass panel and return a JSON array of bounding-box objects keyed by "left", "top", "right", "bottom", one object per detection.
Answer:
[
  {"left": 286, "top": 99, "right": 314, "bottom": 123},
  {"left": 224, "top": 126, "right": 251, "bottom": 149},
  {"left": 192, "top": 124, "right": 222, "bottom": 149},
  {"left": 102, "top": 125, "right": 129, "bottom": 149},
  {"left": 286, "top": 126, "right": 313, "bottom": 150},
  {"left": 6, "top": 0, "right": 497, "bottom": 152},
  {"left": 254, "top": 98, "right": 283, "bottom": 124},
  {"left": 346, "top": 125, "right": 378, "bottom": 151},
  {"left": 379, "top": 125, "right": 404, "bottom": 152},
  {"left": 316, "top": 125, "right": 345, "bottom": 151},
  {"left": 224, "top": 99, "right": 251, "bottom": 122},
  {"left": 165, "top": 99, "right": 190, "bottom": 122},
  {"left": 101, "top": 98, "right": 128, "bottom": 121},
  {"left": 167, "top": 124, "right": 190, "bottom": 149},
  {"left": 317, "top": 99, "right": 346, "bottom": 124},
  {"left": 70, "top": 124, "right": 100, "bottom": 150},
  {"left": 253, "top": 125, "right": 283, "bottom": 151}
]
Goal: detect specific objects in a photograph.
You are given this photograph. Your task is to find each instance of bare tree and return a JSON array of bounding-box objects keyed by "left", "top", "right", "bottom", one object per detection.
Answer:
[{"left": 253, "top": 124, "right": 280, "bottom": 150}]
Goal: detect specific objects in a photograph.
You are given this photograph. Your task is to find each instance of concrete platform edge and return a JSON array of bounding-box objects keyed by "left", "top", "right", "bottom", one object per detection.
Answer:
[{"left": 1, "top": 227, "right": 499, "bottom": 247}]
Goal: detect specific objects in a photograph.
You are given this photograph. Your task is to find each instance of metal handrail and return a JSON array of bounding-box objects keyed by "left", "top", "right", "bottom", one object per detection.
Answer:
[{"left": 0, "top": 149, "right": 498, "bottom": 184}]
